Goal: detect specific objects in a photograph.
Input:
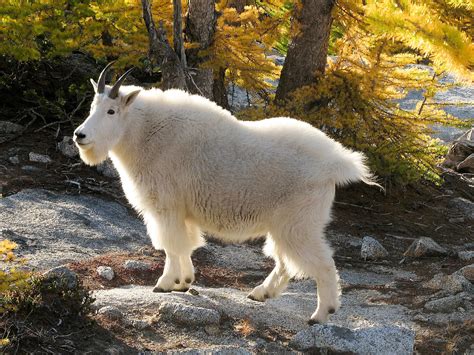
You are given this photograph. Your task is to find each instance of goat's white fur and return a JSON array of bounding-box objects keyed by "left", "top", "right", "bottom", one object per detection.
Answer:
[{"left": 75, "top": 84, "right": 380, "bottom": 323}]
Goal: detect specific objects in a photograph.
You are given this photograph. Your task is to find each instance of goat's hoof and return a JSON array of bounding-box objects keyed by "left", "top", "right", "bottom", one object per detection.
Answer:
[
  {"left": 174, "top": 278, "right": 180, "bottom": 284},
  {"left": 153, "top": 287, "right": 170, "bottom": 293},
  {"left": 328, "top": 308, "right": 336, "bottom": 314},
  {"left": 173, "top": 287, "right": 189, "bottom": 293},
  {"left": 308, "top": 319, "right": 320, "bottom": 326},
  {"left": 185, "top": 277, "right": 192, "bottom": 284},
  {"left": 247, "top": 294, "right": 265, "bottom": 302}
]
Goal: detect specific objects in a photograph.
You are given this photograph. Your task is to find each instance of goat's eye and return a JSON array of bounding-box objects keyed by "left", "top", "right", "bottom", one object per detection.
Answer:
[{"left": 107, "top": 109, "right": 115, "bottom": 115}]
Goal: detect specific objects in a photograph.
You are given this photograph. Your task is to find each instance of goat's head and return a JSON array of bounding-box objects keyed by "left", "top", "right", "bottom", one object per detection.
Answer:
[{"left": 74, "top": 62, "right": 140, "bottom": 166}]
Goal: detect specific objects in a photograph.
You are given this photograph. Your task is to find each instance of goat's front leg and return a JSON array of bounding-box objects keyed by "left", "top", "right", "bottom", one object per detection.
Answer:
[{"left": 144, "top": 212, "right": 201, "bottom": 293}]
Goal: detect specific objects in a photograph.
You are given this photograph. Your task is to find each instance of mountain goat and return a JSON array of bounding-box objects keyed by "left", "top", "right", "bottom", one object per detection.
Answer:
[{"left": 74, "top": 63, "right": 380, "bottom": 324}]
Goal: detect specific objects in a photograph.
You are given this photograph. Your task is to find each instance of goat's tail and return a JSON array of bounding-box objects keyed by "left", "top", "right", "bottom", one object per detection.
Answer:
[{"left": 332, "top": 148, "right": 384, "bottom": 190}]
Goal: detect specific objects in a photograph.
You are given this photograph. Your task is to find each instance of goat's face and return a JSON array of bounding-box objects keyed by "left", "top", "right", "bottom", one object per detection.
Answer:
[{"left": 74, "top": 63, "right": 140, "bottom": 166}]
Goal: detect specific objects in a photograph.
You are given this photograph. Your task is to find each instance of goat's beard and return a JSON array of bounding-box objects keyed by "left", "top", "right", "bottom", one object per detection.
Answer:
[{"left": 78, "top": 144, "right": 108, "bottom": 166}]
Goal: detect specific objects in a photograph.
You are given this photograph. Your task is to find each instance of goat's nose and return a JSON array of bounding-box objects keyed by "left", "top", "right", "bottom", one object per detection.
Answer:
[{"left": 75, "top": 131, "right": 86, "bottom": 139}]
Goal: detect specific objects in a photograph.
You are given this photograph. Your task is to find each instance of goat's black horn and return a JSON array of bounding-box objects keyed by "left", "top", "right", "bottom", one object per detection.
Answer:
[
  {"left": 109, "top": 67, "right": 134, "bottom": 99},
  {"left": 97, "top": 61, "right": 116, "bottom": 94}
]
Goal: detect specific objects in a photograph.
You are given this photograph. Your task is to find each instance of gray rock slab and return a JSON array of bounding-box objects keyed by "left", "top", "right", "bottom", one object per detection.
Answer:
[
  {"left": 93, "top": 272, "right": 414, "bottom": 333},
  {"left": 158, "top": 301, "right": 221, "bottom": 326},
  {"left": 290, "top": 324, "right": 415, "bottom": 354},
  {"left": 0, "top": 189, "right": 148, "bottom": 269}
]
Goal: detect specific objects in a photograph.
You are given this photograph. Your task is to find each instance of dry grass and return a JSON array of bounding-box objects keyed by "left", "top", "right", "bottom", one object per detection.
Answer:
[{"left": 234, "top": 319, "right": 255, "bottom": 338}]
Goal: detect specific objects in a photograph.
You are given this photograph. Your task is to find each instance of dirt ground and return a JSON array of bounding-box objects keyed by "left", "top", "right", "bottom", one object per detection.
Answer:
[{"left": 1, "top": 129, "right": 473, "bottom": 353}]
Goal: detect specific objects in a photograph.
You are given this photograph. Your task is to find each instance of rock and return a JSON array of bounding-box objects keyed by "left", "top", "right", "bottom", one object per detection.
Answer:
[
  {"left": 174, "top": 346, "right": 252, "bottom": 355},
  {"left": 457, "top": 153, "right": 474, "bottom": 173},
  {"left": 290, "top": 324, "right": 415, "bottom": 354},
  {"left": 8, "top": 156, "right": 19, "bottom": 164},
  {"left": 97, "top": 266, "right": 115, "bottom": 281},
  {"left": 404, "top": 237, "right": 447, "bottom": 257},
  {"left": 449, "top": 197, "right": 474, "bottom": 220},
  {"left": 158, "top": 301, "right": 221, "bottom": 326},
  {"left": 424, "top": 294, "right": 465, "bottom": 313},
  {"left": 361, "top": 236, "right": 388, "bottom": 260},
  {"left": 43, "top": 266, "right": 78, "bottom": 289},
  {"left": 97, "top": 159, "right": 119, "bottom": 178},
  {"left": 123, "top": 259, "right": 152, "bottom": 271},
  {"left": 21, "top": 165, "right": 41, "bottom": 172},
  {"left": 29, "top": 152, "right": 52, "bottom": 164},
  {"left": 0, "top": 189, "right": 148, "bottom": 269},
  {"left": 423, "top": 272, "right": 472, "bottom": 293},
  {"left": 123, "top": 318, "right": 149, "bottom": 330},
  {"left": 98, "top": 306, "right": 123, "bottom": 320},
  {"left": 57, "top": 136, "right": 78, "bottom": 158},
  {"left": 204, "top": 324, "right": 221, "bottom": 336},
  {"left": 458, "top": 264, "right": 474, "bottom": 282},
  {"left": 0, "top": 121, "right": 23, "bottom": 134},
  {"left": 442, "top": 139, "right": 474, "bottom": 172},
  {"left": 458, "top": 251, "right": 474, "bottom": 262}
]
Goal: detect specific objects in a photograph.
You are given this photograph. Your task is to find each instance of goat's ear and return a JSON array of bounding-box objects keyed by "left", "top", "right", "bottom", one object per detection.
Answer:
[
  {"left": 90, "top": 79, "right": 98, "bottom": 93},
  {"left": 123, "top": 90, "right": 140, "bottom": 107}
]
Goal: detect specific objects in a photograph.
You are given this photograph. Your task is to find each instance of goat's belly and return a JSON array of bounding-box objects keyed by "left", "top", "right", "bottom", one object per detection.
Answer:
[{"left": 187, "top": 210, "right": 267, "bottom": 243}]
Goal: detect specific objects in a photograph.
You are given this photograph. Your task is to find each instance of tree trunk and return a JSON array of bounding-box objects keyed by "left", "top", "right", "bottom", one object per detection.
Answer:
[
  {"left": 141, "top": 0, "right": 187, "bottom": 90},
  {"left": 275, "top": 0, "right": 335, "bottom": 102},
  {"left": 185, "top": 0, "right": 215, "bottom": 99},
  {"left": 185, "top": 0, "right": 229, "bottom": 108}
]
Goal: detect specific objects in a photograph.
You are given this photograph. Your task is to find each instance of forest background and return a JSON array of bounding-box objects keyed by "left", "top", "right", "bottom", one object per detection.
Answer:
[{"left": 1, "top": 0, "right": 473, "bottom": 184}]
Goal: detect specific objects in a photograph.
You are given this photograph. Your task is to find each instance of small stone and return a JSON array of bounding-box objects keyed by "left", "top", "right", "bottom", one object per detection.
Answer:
[
  {"left": 123, "top": 259, "right": 152, "bottom": 271},
  {"left": 21, "top": 165, "right": 41, "bottom": 172},
  {"left": 361, "top": 236, "right": 388, "bottom": 260},
  {"left": 187, "top": 288, "right": 199, "bottom": 296},
  {"left": 404, "top": 237, "right": 447, "bottom": 258},
  {"left": 204, "top": 324, "right": 221, "bottom": 336},
  {"left": 98, "top": 306, "right": 123, "bottom": 320},
  {"left": 43, "top": 266, "right": 77, "bottom": 289},
  {"left": 289, "top": 324, "right": 415, "bottom": 354},
  {"left": 123, "top": 318, "right": 149, "bottom": 330},
  {"left": 97, "top": 159, "right": 119, "bottom": 178},
  {"left": 29, "top": 152, "right": 52, "bottom": 164},
  {"left": 97, "top": 266, "right": 115, "bottom": 281},
  {"left": 458, "top": 251, "right": 474, "bottom": 262},
  {"left": 449, "top": 217, "right": 465, "bottom": 223},
  {"left": 458, "top": 264, "right": 474, "bottom": 282},
  {"left": 9, "top": 156, "right": 19, "bottom": 164},
  {"left": 424, "top": 294, "right": 465, "bottom": 313},
  {"left": 58, "top": 136, "right": 78, "bottom": 158},
  {"left": 158, "top": 301, "right": 220, "bottom": 326}
]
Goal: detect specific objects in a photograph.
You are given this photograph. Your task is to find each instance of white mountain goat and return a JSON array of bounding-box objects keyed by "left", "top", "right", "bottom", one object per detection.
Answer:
[{"left": 74, "top": 63, "right": 381, "bottom": 324}]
